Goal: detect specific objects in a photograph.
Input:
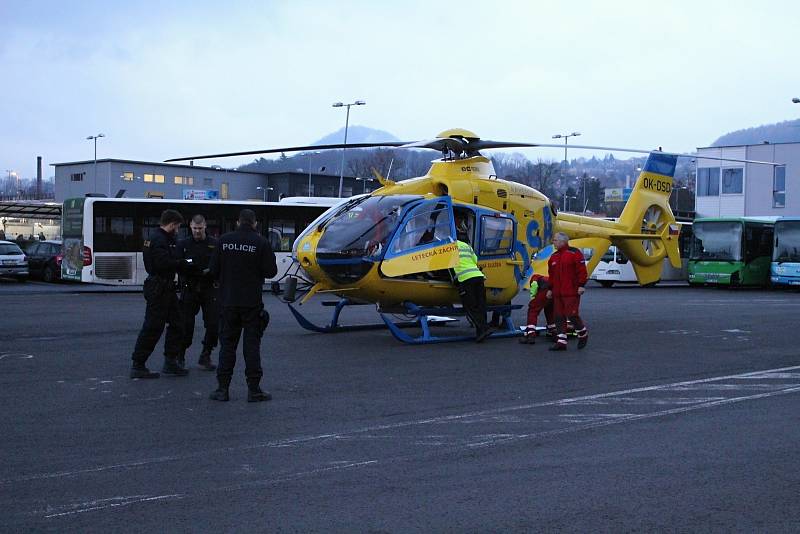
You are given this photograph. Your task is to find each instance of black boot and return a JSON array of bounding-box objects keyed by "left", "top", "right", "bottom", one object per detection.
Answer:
[
  {"left": 177, "top": 352, "right": 187, "bottom": 370},
  {"left": 246, "top": 378, "right": 272, "bottom": 402},
  {"left": 162, "top": 358, "right": 189, "bottom": 376},
  {"left": 475, "top": 327, "right": 493, "bottom": 343},
  {"left": 130, "top": 362, "right": 159, "bottom": 379},
  {"left": 198, "top": 347, "right": 217, "bottom": 371},
  {"left": 209, "top": 376, "right": 231, "bottom": 401}
]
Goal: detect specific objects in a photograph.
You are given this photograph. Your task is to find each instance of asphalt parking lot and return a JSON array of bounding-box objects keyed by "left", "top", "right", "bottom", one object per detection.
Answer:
[{"left": 1, "top": 281, "right": 799, "bottom": 532}]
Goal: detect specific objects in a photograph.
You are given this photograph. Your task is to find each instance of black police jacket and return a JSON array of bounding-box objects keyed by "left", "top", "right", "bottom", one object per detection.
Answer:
[
  {"left": 210, "top": 226, "right": 277, "bottom": 307},
  {"left": 143, "top": 227, "right": 181, "bottom": 280},
  {"left": 176, "top": 235, "right": 217, "bottom": 287}
]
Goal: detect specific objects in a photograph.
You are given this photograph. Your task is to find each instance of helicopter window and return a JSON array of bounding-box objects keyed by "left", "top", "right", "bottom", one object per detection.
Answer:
[
  {"left": 479, "top": 216, "right": 514, "bottom": 256},
  {"left": 317, "top": 195, "right": 421, "bottom": 257},
  {"left": 391, "top": 202, "right": 453, "bottom": 254}
]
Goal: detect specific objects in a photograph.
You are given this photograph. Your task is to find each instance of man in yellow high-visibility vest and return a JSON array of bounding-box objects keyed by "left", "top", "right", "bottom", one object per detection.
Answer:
[{"left": 454, "top": 217, "right": 491, "bottom": 343}]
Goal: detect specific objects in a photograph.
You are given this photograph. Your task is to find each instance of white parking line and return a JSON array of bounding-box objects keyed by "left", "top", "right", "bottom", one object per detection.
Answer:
[
  {"left": 6, "top": 363, "right": 800, "bottom": 489},
  {"left": 16, "top": 363, "right": 800, "bottom": 520}
]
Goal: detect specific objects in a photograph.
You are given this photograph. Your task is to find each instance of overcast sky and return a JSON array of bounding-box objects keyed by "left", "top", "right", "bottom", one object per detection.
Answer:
[{"left": 2, "top": 0, "right": 799, "bottom": 179}]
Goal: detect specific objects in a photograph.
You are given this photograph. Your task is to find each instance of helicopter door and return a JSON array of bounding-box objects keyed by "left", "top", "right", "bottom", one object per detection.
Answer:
[{"left": 380, "top": 197, "right": 458, "bottom": 278}]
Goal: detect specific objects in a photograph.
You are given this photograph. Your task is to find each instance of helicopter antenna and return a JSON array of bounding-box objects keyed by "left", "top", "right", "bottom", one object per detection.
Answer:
[
  {"left": 371, "top": 167, "right": 395, "bottom": 187},
  {"left": 386, "top": 158, "right": 394, "bottom": 180}
]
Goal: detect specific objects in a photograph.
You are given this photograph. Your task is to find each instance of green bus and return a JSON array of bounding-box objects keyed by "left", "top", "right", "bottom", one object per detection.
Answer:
[{"left": 688, "top": 217, "right": 777, "bottom": 287}]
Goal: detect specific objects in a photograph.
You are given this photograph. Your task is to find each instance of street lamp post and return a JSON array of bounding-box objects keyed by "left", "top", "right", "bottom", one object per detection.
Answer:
[
  {"left": 552, "top": 131, "right": 580, "bottom": 207},
  {"left": 332, "top": 100, "right": 366, "bottom": 197},
  {"left": 86, "top": 133, "right": 105, "bottom": 196},
  {"left": 355, "top": 177, "right": 374, "bottom": 194},
  {"left": 582, "top": 175, "right": 595, "bottom": 214},
  {"left": 563, "top": 194, "right": 577, "bottom": 212},
  {"left": 307, "top": 150, "right": 321, "bottom": 196},
  {"left": 256, "top": 186, "right": 273, "bottom": 202}
]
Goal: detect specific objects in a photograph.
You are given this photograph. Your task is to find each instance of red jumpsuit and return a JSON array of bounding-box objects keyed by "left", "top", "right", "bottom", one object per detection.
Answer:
[
  {"left": 548, "top": 246, "right": 588, "bottom": 347},
  {"left": 524, "top": 274, "right": 555, "bottom": 338}
]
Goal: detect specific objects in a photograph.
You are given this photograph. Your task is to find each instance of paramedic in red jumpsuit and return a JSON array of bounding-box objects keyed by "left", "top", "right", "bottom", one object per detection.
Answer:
[
  {"left": 519, "top": 273, "right": 555, "bottom": 344},
  {"left": 546, "top": 232, "right": 589, "bottom": 350}
]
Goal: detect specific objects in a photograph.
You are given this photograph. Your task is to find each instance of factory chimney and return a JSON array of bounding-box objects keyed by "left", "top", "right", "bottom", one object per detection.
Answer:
[{"left": 36, "top": 156, "right": 43, "bottom": 199}]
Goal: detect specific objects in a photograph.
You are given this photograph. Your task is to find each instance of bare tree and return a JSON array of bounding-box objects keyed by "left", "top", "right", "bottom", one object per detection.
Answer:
[
  {"left": 347, "top": 148, "right": 405, "bottom": 180},
  {"left": 530, "top": 159, "right": 560, "bottom": 200}
]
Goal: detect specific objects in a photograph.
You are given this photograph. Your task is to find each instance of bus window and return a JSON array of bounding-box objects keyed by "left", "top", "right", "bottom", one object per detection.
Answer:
[
  {"left": 94, "top": 215, "right": 135, "bottom": 252},
  {"left": 745, "top": 225, "right": 773, "bottom": 262},
  {"left": 679, "top": 225, "right": 693, "bottom": 257},
  {"left": 616, "top": 249, "right": 629, "bottom": 264},
  {"left": 600, "top": 248, "right": 615, "bottom": 263},
  {"left": 268, "top": 219, "right": 296, "bottom": 252}
]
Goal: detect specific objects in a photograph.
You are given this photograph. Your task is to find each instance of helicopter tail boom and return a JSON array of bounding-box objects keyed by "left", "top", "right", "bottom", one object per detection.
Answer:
[
  {"left": 552, "top": 152, "right": 680, "bottom": 286},
  {"left": 612, "top": 152, "right": 681, "bottom": 284}
]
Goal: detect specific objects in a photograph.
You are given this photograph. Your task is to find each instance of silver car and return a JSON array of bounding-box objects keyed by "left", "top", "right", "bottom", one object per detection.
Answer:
[{"left": 0, "top": 240, "right": 29, "bottom": 282}]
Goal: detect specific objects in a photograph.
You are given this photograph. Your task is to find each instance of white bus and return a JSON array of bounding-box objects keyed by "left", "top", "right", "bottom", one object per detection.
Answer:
[
  {"left": 591, "top": 223, "right": 693, "bottom": 287},
  {"left": 60, "top": 196, "right": 341, "bottom": 285}
]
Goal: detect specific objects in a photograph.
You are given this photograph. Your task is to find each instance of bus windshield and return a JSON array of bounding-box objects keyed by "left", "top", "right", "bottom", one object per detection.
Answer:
[
  {"left": 774, "top": 221, "right": 800, "bottom": 263},
  {"left": 690, "top": 221, "right": 742, "bottom": 261}
]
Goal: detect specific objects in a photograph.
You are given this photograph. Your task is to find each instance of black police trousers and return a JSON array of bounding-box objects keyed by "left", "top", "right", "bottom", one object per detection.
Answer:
[
  {"left": 217, "top": 305, "right": 263, "bottom": 380},
  {"left": 132, "top": 277, "right": 183, "bottom": 365},
  {"left": 180, "top": 286, "right": 219, "bottom": 353},
  {"left": 458, "top": 277, "right": 488, "bottom": 335}
]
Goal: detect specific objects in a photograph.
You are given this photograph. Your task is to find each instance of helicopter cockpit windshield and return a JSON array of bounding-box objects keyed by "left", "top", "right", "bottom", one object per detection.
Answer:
[
  {"left": 315, "top": 195, "right": 423, "bottom": 283},
  {"left": 318, "top": 195, "right": 422, "bottom": 257}
]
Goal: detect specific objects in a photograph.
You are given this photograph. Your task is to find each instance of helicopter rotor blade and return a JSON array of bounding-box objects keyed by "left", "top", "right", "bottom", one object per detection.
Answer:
[
  {"left": 165, "top": 137, "right": 783, "bottom": 167},
  {"left": 164, "top": 142, "right": 410, "bottom": 163},
  {"left": 470, "top": 141, "right": 780, "bottom": 166}
]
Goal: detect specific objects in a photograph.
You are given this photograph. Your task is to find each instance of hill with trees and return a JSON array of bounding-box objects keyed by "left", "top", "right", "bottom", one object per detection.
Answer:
[{"left": 711, "top": 119, "right": 800, "bottom": 147}]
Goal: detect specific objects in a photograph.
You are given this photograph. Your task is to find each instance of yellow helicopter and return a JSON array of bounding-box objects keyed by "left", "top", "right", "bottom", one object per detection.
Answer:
[{"left": 166, "top": 129, "right": 768, "bottom": 343}]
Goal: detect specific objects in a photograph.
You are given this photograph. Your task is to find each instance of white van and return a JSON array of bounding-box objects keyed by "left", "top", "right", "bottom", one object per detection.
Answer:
[{"left": 592, "top": 245, "right": 688, "bottom": 287}]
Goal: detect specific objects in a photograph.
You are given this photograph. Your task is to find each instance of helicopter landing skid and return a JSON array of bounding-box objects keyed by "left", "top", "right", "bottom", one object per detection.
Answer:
[
  {"left": 380, "top": 302, "right": 524, "bottom": 345},
  {"left": 287, "top": 299, "right": 454, "bottom": 334}
]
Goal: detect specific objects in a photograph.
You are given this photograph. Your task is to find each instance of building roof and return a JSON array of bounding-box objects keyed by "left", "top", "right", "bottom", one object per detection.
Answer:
[
  {"left": 0, "top": 200, "right": 61, "bottom": 220},
  {"left": 50, "top": 158, "right": 265, "bottom": 174}
]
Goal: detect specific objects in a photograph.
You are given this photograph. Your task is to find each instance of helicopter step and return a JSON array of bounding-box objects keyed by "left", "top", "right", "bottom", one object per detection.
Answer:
[
  {"left": 286, "top": 298, "right": 457, "bottom": 334},
  {"left": 380, "top": 302, "right": 524, "bottom": 345}
]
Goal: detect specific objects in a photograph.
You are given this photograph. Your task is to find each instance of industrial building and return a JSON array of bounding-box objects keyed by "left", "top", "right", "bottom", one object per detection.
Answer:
[
  {"left": 52, "top": 159, "right": 369, "bottom": 202},
  {"left": 695, "top": 142, "right": 799, "bottom": 218}
]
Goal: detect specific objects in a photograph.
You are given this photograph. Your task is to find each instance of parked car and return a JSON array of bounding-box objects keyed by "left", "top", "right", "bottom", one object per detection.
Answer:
[
  {"left": 25, "top": 240, "right": 63, "bottom": 283},
  {"left": 0, "top": 240, "right": 29, "bottom": 282}
]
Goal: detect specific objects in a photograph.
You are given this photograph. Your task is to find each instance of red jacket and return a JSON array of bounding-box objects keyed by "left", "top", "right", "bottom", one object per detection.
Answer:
[{"left": 548, "top": 246, "right": 588, "bottom": 296}]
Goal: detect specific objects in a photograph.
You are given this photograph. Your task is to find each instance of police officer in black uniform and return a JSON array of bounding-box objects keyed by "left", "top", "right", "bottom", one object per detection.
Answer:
[
  {"left": 130, "top": 209, "right": 190, "bottom": 379},
  {"left": 176, "top": 214, "right": 218, "bottom": 371},
  {"left": 208, "top": 209, "right": 277, "bottom": 402}
]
